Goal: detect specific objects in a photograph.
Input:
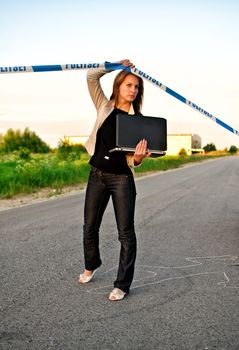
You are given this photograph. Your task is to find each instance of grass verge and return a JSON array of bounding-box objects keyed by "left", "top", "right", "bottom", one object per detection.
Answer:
[{"left": 0, "top": 153, "right": 227, "bottom": 199}]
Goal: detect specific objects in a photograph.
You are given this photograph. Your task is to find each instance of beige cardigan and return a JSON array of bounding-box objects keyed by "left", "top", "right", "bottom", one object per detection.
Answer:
[{"left": 85, "top": 67, "right": 136, "bottom": 168}]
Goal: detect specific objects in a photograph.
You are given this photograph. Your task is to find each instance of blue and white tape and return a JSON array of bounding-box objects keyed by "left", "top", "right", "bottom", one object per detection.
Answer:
[
  {"left": 0, "top": 61, "right": 238, "bottom": 138},
  {"left": 0, "top": 62, "right": 123, "bottom": 74},
  {"left": 129, "top": 66, "right": 239, "bottom": 138}
]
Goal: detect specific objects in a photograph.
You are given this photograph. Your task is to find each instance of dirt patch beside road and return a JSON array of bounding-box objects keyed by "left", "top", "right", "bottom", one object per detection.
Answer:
[{"left": 0, "top": 184, "right": 86, "bottom": 211}]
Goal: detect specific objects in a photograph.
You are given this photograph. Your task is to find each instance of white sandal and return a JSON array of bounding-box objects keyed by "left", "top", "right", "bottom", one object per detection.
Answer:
[
  {"left": 109, "top": 288, "right": 126, "bottom": 301},
  {"left": 78, "top": 270, "right": 96, "bottom": 284}
]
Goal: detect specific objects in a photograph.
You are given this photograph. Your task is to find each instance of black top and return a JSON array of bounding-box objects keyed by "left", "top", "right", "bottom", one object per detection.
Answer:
[{"left": 89, "top": 108, "right": 132, "bottom": 174}]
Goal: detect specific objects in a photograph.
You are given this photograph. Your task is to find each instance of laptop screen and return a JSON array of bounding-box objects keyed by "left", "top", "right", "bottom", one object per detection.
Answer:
[{"left": 110, "top": 113, "right": 167, "bottom": 155}]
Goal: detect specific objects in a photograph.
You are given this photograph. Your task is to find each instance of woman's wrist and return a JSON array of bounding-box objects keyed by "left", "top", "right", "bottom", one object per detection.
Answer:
[{"left": 133, "top": 156, "right": 143, "bottom": 166}]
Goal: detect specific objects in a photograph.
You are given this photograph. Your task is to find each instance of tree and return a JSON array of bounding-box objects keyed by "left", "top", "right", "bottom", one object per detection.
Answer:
[
  {"left": 203, "top": 143, "right": 217, "bottom": 153},
  {"left": 229, "top": 145, "right": 237, "bottom": 154},
  {"left": 1, "top": 128, "right": 51, "bottom": 153},
  {"left": 21, "top": 127, "right": 50, "bottom": 153}
]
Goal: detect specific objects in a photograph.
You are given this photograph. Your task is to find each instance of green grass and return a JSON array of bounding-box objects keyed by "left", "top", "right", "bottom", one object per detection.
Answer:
[
  {"left": 0, "top": 153, "right": 228, "bottom": 199},
  {"left": 0, "top": 153, "right": 91, "bottom": 198},
  {"left": 134, "top": 154, "right": 219, "bottom": 174}
]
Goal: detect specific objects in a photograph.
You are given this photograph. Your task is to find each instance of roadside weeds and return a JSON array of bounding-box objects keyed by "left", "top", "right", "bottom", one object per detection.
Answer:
[{"left": 0, "top": 157, "right": 223, "bottom": 211}]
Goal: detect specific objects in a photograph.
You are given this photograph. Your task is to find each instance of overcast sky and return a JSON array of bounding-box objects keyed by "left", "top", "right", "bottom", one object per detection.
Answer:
[{"left": 1, "top": 0, "right": 239, "bottom": 148}]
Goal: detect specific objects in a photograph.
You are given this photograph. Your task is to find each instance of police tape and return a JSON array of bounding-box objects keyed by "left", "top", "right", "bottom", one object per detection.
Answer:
[
  {"left": 0, "top": 61, "right": 238, "bottom": 137},
  {"left": 129, "top": 66, "right": 239, "bottom": 138},
  {"left": 0, "top": 62, "right": 123, "bottom": 74}
]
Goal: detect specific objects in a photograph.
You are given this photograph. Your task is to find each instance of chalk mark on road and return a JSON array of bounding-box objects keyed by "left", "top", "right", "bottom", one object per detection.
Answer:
[{"left": 82, "top": 255, "right": 238, "bottom": 294}]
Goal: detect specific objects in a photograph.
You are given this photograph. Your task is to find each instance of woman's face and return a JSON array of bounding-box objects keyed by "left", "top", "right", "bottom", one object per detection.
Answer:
[{"left": 118, "top": 74, "right": 139, "bottom": 103}]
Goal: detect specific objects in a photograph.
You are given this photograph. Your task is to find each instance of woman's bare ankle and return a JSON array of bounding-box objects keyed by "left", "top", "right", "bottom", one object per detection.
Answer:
[{"left": 84, "top": 269, "right": 93, "bottom": 277}]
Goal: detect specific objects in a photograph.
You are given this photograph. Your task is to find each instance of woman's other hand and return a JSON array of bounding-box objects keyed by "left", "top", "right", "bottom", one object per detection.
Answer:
[
  {"left": 134, "top": 139, "right": 151, "bottom": 166},
  {"left": 120, "top": 59, "right": 135, "bottom": 69}
]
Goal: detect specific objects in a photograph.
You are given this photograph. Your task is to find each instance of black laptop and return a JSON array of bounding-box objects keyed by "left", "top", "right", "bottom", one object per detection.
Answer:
[{"left": 109, "top": 113, "right": 167, "bottom": 157}]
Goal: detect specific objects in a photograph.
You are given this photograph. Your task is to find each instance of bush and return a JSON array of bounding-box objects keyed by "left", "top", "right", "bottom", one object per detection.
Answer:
[
  {"left": 229, "top": 145, "right": 237, "bottom": 154},
  {"left": 19, "top": 147, "right": 31, "bottom": 160},
  {"left": 57, "top": 140, "right": 87, "bottom": 160},
  {"left": 203, "top": 143, "right": 217, "bottom": 153},
  {"left": 178, "top": 148, "right": 187, "bottom": 156}
]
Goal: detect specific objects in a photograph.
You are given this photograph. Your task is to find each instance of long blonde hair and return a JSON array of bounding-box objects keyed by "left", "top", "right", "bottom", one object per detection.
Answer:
[{"left": 110, "top": 70, "right": 144, "bottom": 114}]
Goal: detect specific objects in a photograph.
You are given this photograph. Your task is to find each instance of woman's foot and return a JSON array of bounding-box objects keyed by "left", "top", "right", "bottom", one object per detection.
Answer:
[
  {"left": 109, "top": 288, "right": 126, "bottom": 301},
  {"left": 78, "top": 269, "right": 96, "bottom": 284}
]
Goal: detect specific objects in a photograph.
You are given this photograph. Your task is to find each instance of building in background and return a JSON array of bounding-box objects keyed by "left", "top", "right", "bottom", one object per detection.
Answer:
[
  {"left": 64, "top": 133, "right": 204, "bottom": 156},
  {"left": 63, "top": 135, "right": 88, "bottom": 145},
  {"left": 166, "top": 134, "right": 204, "bottom": 155}
]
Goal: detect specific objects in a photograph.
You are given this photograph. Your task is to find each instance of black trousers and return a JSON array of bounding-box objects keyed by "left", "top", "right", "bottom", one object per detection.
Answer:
[{"left": 83, "top": 166, "right": 137, "bottom": 293}]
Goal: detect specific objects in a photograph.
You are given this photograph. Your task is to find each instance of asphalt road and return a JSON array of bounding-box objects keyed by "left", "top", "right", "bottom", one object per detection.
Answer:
[{"left": 0, "top": 156, "right": 239, "bottom": 350}]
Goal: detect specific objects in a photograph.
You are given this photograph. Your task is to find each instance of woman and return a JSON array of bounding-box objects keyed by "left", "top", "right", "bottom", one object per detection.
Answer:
[{"left": 79, "top": 59, "right": 150, "bottom": 301}]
